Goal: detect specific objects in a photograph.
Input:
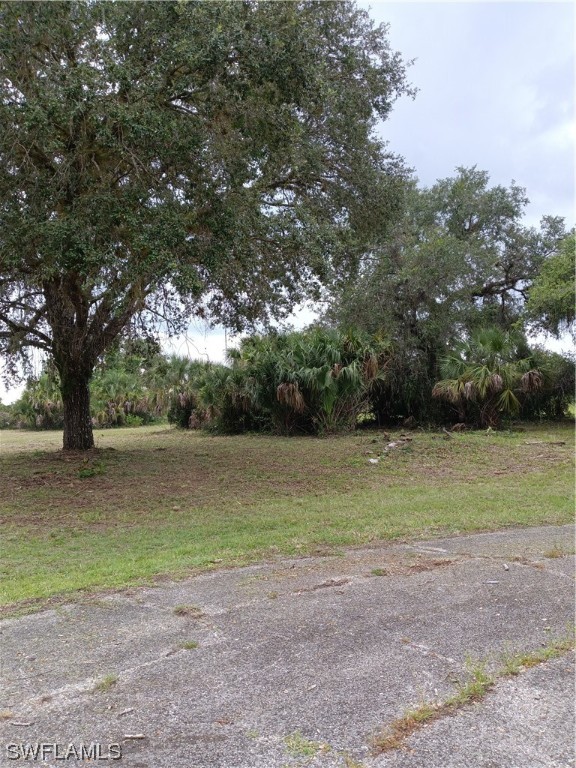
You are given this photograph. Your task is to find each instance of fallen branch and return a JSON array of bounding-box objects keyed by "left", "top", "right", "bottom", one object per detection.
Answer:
[{"left": 525, "top": 441, "right": 566, "bottom": 446}]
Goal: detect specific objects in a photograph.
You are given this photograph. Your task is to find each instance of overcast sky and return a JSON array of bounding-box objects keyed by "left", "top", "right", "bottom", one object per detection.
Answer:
[
  {"left": 368, "top": 1, "right": 574, "bottom": 227},
  {"left": 2, "top": 2, "right": 574, "bottom": 401}
]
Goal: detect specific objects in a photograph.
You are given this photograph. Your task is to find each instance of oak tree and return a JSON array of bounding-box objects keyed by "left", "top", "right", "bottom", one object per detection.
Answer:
[
  {"left": 0, "top": 0, "right": 411, "bottom": 448},
  {"left": 324, "top": 168, "right": 567, "bottom": 421}
]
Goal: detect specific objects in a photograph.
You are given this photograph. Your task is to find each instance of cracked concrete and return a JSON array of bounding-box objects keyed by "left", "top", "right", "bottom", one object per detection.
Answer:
[{"left": 0, "top": 525, "right": 574, "bottom": 767}]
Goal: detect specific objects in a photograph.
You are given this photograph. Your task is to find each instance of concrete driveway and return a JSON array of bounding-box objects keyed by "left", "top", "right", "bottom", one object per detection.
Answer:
[{"left": 0, "top": 525, "right": 574, "bottom": 768}]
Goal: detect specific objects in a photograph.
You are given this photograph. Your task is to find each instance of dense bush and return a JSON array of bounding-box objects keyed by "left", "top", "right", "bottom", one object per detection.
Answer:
[
  {"left": 198, "top": 329, "right": 392, "bottom": 435},
  {"left": 10, "top": 370, "right": 64, "bottom": 429},
  {"left": 368, "top": 345, "right": 454, "bottom": 426},
  {"left": 9, "top": 346, "right": 166, "bottom": 430},
  {"left": 0, "top": 404, "right": 17, "bottom": 429},
  {"left": 519, "top": 348, "right": 575, "bottom": 421},
  {"left": 432, "top": 329, "right": 573, "bottom": 427}
]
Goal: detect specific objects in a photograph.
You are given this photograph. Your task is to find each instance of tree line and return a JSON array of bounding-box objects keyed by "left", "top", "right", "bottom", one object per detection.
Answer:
[{"left": 3, "top": 320, "right": 573, "bottom": 434}]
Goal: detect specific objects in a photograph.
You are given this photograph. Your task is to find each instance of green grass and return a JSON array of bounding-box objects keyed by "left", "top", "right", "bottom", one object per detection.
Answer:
[
  {"left": 0, "top": 423, "right": 573, "bottom": 612},
  {"left": 93, "top": 674, "right": 118, "bottom": 693},
  {"left": 180, "top": 640, "right": 199, "bottom": 650}
]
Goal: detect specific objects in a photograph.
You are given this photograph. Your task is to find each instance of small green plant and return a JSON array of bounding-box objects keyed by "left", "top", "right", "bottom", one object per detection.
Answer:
[
  {"left": 543, "top": 545, "right": 566, "bottom": 559},
  {"left": 370, "top": 568, "right": 388, "bottom": 576},
  {"left": 78, "top": 461, "right": 105, "bottom": 479},
  {"left": 180, "top": 640, "right": 199, "bottom": 650},
  {"left": 173, "top": 604, "right": 204, "bottom": 618},
  {"left": 453, "top": 658, "right": 494, "bottom": 704},
  {"left": 93, "top": 674, "right": 118, "bottom": 693},
  {"left": 284, "top": 731, "right": 326, "bottom": 757},
  {"left": 124, "top": 414, "right": 144, "bottom": 428},
  {"left": 342, "top": 753, "right": 366, "bottom": 768}
]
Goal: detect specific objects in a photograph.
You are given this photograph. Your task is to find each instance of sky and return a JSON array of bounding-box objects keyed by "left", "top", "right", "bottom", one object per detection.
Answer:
[
  {"left": 1, "top": 1, "right": 574, "bottom": 402},
  {"left": 368, "top": 1, "right": 574, "bottom": 227}
]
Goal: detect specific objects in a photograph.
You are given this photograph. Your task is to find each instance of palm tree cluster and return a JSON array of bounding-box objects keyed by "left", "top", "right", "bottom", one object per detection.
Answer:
[
  {"left": 432, "top": 328, "right": 571, "bottom": 427},
  {"left": 3, "top": 327, "right": 572, "bottom": 433},
  {"left": 199, "top": 329, "right": 392, "bottom": 435},
  {"left": 5, "top": 348, "right": 212, "bottom": 431}
]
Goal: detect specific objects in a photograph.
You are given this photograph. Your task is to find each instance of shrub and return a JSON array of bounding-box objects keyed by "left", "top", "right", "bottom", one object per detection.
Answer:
[{"left": 200, "top": 329, "right": 392, "bottom": 435}]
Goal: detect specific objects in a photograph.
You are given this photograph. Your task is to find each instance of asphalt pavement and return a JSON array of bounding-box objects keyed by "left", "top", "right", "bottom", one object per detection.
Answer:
[{"left": 0, "top": 525, "right": 574, "bottom": 768}]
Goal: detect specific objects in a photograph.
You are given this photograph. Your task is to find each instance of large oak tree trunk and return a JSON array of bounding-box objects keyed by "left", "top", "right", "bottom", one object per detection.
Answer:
[{"left": 61, "top": 374, "right": 94, "bottom": 450}]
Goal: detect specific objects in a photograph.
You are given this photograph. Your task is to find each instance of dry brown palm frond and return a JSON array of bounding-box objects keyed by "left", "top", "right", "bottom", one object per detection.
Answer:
[
  {"left": 464, "top": 380, "right": 476, "bottom": 400},
  {"left": 276, "top": 382, "right": 306, "bottom": 413},
  {"left": 363, "top": 354, "right": 379, "bottom": 381},
  {"left": 331, "top": 363, "right": 343, "bottom": 378},
  {"left": 231, "top": 392, "right": 252, "bottom": 412},
  {"left": 520, "top": 369, "right": 543, "bottom": 392},
  {"left": 431, "top": 383, "right": 444, "bottom": 399},
  {"left": 432, "top": 380, "right": 461, "bottom": 404},
  {"left": 488, "top": 373, "right": 503, "bottom": 392}
]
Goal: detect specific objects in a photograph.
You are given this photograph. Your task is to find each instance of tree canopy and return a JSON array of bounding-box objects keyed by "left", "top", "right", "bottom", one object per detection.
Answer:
[
  {"left": 0, "top": 0, "right": 412, "bottom": 448},
  {"left": 327, "top": 167, "right": 566, "bottom": 340},
  {"left": 322, "top": 167, "right": 569, "bottom": 422},
  {"left": 524, "top": 232, "right": 575, "bottom": 337}
]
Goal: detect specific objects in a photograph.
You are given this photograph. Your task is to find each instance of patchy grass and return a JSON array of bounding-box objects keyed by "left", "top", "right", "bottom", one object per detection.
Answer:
[
  {"left": 284, "top": 731, "right": 328, "bottom": 757},
  {"left": 180, "top": 640, "right": 199, "bottom": 650},
  {"left": 0, "top": 423, "right": 573, "bottom": 611},
  {"left": 93, "top": 674, "right": 118, "bottom": 693},
  {"left": 341, "top": 755, "right": 366, "bottom": 768},
  {"left": 173, "top": 604, "right": 204, "bottom": 618},
  {"left": 370, "top": 568, "right": 389, "bottom": 577},
  {"left": 373, "top": 630, "right": 575, "bottom": 753},
  {"left": 543, "top": 544, "right": 573, "bottom": 559}
]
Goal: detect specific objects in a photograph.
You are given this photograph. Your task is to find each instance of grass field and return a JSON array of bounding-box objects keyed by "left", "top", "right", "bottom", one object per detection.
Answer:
[{"left": 0, "top": 422, "right": 574, "bottom": 614}]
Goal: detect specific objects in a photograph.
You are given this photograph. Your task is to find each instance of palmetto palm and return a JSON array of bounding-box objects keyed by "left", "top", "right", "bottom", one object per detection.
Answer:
[
  {"left": 17, "top": 369, "right": 63, "bottom": 428},
  {"left": 432, "top": 328, "right": 543, "bottom": 427},
  {"left": 91, "top": 368, "right": 147, "bottom": 426},
  {"left": 211, "top": 329, "right": 391, "bottom": 434},
  {"left": 283, "top": 329, "right": 388, "bottom": 433}
]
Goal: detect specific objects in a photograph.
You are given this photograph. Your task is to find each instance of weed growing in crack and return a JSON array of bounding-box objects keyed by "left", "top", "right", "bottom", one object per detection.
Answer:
[
  {"left": 373, "top": 631, "right": 575, "bottom": 754},
  {"left": 543, "top": 544, "right": 571, "bottom": 559},
  {"left": 284, "top": 731, "right": 328, "bottom": 757},
  {"left": 93, "top": 674, "right": 118, "bottom": 693},
  {"left": 341, "top": 753, "right": 366, "bottom": 768},
  {"left": 501, "top": 632, "right": 575, "bottom": 675}
]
